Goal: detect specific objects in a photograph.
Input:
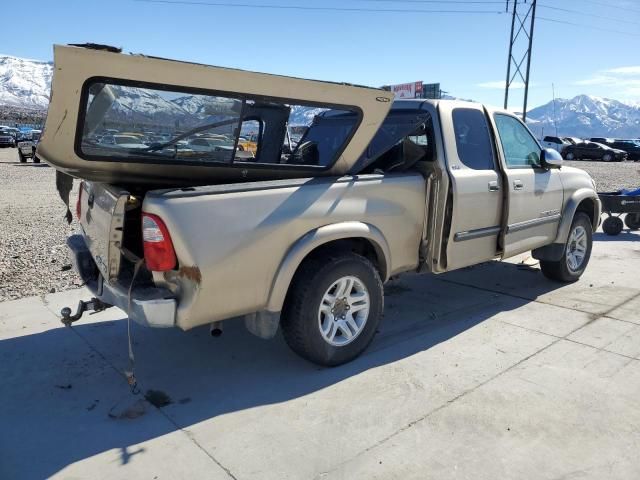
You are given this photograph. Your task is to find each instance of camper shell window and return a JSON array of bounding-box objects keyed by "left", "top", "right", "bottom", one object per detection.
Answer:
[{"left": 77, "top": 79, "right": 361, "bottom": 170}]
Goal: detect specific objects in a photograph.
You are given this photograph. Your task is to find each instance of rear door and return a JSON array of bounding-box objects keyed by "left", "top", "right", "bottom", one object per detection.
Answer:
[
  {"left": 490, "top": 113, "right": 563, "bottom": 257},
  {"left": 38, "top": 45, "right": 394, "bottom": 185},
  {"left": 439, "top": 102, "right": 503, "bottom": 270}
]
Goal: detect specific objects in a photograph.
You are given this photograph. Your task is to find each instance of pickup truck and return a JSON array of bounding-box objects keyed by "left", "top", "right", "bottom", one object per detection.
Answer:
[
  {"left": 18, "top": 129, "right": 42, "bottom": 163},
  {"left": 39, "top": 45, "right": 601, "bottom": 366}
]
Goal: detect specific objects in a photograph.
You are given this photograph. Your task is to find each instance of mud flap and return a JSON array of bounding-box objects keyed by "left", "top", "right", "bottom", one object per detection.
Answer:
[{"left": 56, "top": 170, "right": 74, "bottom": 224}]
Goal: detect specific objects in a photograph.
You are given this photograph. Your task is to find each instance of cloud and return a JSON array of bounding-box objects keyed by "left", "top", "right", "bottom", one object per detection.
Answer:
[
  {"left": 605, "top": 66, "right": 640, "bottom": 76},
  {"left": 477, "top": 81, "right": 525, "bottom": 89},
  {"left": 575, "top": 66, "right": 640, "bottom": 97}
]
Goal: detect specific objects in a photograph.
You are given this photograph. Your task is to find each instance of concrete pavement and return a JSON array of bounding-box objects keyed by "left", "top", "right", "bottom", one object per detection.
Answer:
[{"left": 1, "top": 229, "right": 639, "bottom": 479}]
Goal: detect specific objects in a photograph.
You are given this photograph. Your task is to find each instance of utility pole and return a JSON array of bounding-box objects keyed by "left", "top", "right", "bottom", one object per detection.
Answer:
[{"left": 504, "top": 0, "right": 537, "bottom": 121}]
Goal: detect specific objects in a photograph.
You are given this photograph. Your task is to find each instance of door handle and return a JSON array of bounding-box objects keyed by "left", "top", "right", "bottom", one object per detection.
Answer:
[
  {"left": 488, "top": 181, "right": 500, "bottom": 192},
  {"left": 513, "top": 180, "right": 524, "bottom": 191}
]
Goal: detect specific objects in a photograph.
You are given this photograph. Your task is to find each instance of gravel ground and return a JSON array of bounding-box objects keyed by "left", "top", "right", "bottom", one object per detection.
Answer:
[
  {"left": 564, "top": 159, "right": 640, "bottom": 191},
  {"left": 0, "top": 147, "right": 80, "bottom": 301},
  {"left": 0, "top": 147, "right": 639, "bottom": 301}
]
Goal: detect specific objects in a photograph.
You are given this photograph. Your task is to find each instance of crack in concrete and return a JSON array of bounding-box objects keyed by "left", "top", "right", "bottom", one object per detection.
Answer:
[
  {"left": 316, "top": 335, "right": 566, "bottom": 479},
  {"left": 39, "top": 302, "right": 239, "bottom": 480},
  {"left": 317, "top": 281, "right": 640, "bottom": 478}
]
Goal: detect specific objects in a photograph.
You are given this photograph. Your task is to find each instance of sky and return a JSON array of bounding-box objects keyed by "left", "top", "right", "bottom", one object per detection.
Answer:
[{"left": 2, "top": 0, "right": 640, "bottom": 109}]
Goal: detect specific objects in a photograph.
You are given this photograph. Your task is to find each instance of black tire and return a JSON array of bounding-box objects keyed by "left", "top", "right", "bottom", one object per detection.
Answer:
[
  {"left": 18, "top": 151, "right": 26, "bottom": 163},
  {"left": 602, "top": 216, "right": 623, "bottom": 236},
  {"left": 540, "top": 212, "right": 593, "bottom": 283},
  {"left": 33, "top": 154, "right": 40, "bottom": 163},
  {"left": 281, "top": 251, "right": 384, "bottom": 366},
  {"left": 624, "top": 213, "right": 640, "bottom": 231},
  {"left": 602, "top": 153, "right": 613, "bottom": 162},
  {"left": 565, "top": 152, "right": 575, "bottom": 160}
]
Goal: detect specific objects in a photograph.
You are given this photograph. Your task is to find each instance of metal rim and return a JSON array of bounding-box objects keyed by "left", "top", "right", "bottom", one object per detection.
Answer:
[
  {"left": 566, "top": 225, "right": 588, "bottom": 272},
  {"left": 318, "top": 275, "right": 370, "bottom": 347},
  {"left": 603, "top": 153, "right": 612, "bottom": 162},
  {"left": 566, "top": 153, "right": 574, "bottom": 160}
]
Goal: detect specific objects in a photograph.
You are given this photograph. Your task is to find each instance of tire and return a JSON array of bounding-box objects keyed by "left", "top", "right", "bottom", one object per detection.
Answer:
[
  {"left": 540, "top": 212, "right": 593, "bottom": 283},
  {"left": 602, "top": 153, "right": 613, "bottom": 162},
  {"left": 281, "top": 251, "right": 384, "bottom": 366},
  {"left": 33, "top": 155, "right": 40, "bottom": 163},
  {"left": 602, "top": 216, "right": 623, "bottom": 236},
  {"left": 565, "top": 152, "right": 575, "bottom": 160},
  {"left": 18, "top": 151, "right": 26, "bottom": 163},
  {"left": 624, "top": 213, "right": 640, "bottom": 231}
]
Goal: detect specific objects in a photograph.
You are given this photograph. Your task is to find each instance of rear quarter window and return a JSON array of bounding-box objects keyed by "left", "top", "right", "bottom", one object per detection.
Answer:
[{"left": 452, "top": 108, "right": 495, "bottom": 170}]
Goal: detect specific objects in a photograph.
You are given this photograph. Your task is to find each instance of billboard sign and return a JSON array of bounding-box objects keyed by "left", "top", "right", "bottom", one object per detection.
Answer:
[{"left": 389, "top": 81, "right": 423, "bottom": 99}]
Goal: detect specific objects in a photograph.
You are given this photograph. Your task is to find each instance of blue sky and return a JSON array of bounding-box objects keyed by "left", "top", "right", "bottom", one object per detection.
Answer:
[{"left": 2, "top": 0, "right": 640, "bottom": 109}]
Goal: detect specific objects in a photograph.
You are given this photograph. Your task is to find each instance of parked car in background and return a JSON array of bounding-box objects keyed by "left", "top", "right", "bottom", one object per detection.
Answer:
[
  {"left": 562, "top": 137, "right": 583, "bottom": 145},
  {"left": 99, "top": 134, "right": 148, "bottom": 149},
  {"left": 562, "top": 141, "right": 627, "bottom": 162},
  {"left": 589, "top": 137, "right": 612, "bottom": 144},
  {"left": 542, "top": 135, "right": 571, "bottom": 153},
  {"left": 0, "top": 129, "right": 15, "bottom": 147},
  {"left": 602, "top": 139, "right": 640, "bottom": 161},
  {"left": 17, "top": 129, "right": 42, "bottom": 162}
]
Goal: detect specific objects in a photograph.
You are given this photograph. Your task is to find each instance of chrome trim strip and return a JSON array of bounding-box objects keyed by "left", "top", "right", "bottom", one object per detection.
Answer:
[
  {"left": 454, "top": 225, "right": 501, "bottom": 242},
  {"left": 507, "top": 214, "right": 561, "bottom": 234}
]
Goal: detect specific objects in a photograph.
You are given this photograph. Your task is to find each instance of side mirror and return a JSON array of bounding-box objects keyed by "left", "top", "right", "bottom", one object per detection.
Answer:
[{"left": 541, "top": 148, "right": 563, "bottom": 169}]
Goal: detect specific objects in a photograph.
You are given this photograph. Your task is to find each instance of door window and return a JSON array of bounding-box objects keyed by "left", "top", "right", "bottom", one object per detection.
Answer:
[
  {"left": 452, "top": 108, "right": 495, "bottom": 170},
  {"left": 494, "top": 114, "right": 541, "bottom": 168}
]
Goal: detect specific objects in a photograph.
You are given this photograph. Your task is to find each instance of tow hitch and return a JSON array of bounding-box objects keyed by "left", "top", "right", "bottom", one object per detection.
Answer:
[{"left": 60, "top": 298, "right": 112, "bottom": 326}]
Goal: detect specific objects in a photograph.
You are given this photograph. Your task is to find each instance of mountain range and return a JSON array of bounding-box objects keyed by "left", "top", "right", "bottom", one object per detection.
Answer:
[{"left": 1, "top": 53, "right": 639, "bottom": 138}]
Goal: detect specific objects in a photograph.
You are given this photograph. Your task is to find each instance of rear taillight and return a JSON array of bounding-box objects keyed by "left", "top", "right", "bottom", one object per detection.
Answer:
[
  {"left": 76, "top": 181, "right": 84, "bottom": 219},
  {"left": 142, "top": 213, "right": 176, "bottom": 271}
]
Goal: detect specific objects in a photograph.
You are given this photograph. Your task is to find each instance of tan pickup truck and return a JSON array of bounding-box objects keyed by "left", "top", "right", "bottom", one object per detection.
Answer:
[{"left": 39, "top": 45, "right": 600, "bottom": 366}]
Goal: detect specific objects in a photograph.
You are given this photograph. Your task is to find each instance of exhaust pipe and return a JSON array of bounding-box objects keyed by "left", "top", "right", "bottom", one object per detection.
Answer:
[{"left": 210, "top": 321, "right": 223, "bottom": 337}]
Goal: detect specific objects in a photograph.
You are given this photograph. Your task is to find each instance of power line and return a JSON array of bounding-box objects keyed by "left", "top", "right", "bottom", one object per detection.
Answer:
[
  {"left": 537, "top": 15, "right": 640, "bottom": 37},
  {"left": 347, "top": 0, "right": 504, "bottom": 4},
  {"left": 563, "top": 0, "right": 640, "bottom": 16},
  {"left": 134, "top": 0, "right": 505, "bottom": 14},
  {"left": 539, "top": 3, "right": 640, "bottom": 28}
]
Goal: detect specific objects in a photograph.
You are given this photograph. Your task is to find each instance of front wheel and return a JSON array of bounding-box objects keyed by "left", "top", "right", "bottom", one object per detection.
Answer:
[
  {"left": 540, "top": 213, "right": 593, "bottom": 282},
  {"left": 281, "top": 252, "right": 383, "bottom": 366},
  {"left": 602, "top": 153, "right": 613, "bottom": 162},
  {"left": 565, "top": 152, "right": 575, "bottom": 160}
]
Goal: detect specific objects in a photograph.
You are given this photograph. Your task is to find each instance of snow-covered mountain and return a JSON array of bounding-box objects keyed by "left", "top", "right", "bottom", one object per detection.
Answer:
[
  {"left": 2, "top": 54, "right": 639, "bottom": 138},
  {"left": 527, "top": 95, "right": 640, "bottom": 139},
  {"left": 0, "top": 55, "right": 52, "bottom": 110}
]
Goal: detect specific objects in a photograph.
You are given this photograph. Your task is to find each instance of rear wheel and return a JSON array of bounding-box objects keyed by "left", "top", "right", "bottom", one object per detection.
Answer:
[
  {"left": 602, "top": 216, "right": 623, "bottom": 235},
  {"left": 33, "top": 155, "right": 40, "bottom": 163},
  {"left": 540, "top": 212, "right": 592, "bottom": 282},
  {"left": 281, "top": 251, "right": 383, "bottom": 366},
  {"left": 625, "top": 213, "right": 640, "bottom": 230},
  {"left": 18, "top": 151, "right": 26, "bottom": 163}
]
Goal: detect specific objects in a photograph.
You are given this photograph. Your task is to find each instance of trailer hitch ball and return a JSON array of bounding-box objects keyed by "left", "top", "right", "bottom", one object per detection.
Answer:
[{"left": 60, "top": 298, "right": 111, "bottom": 326}]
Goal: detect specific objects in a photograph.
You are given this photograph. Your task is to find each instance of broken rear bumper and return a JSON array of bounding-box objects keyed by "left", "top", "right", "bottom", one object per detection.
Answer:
[{"left": 67, "top": 234, "right": 177, "bottom": 328}]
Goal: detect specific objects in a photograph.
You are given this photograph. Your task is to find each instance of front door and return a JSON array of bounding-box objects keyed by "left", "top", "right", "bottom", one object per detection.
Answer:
[
  {"left": 491, "top": 113, "right": 564, "bottom": 257},
  {"left": 439, "top": 103, "right": 503, "bottom": 270}
]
